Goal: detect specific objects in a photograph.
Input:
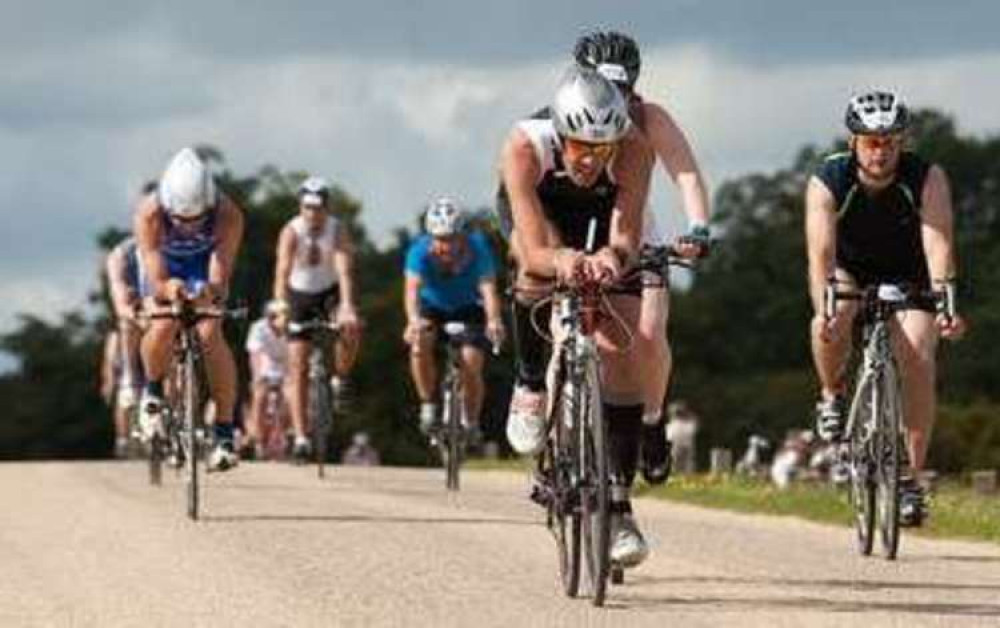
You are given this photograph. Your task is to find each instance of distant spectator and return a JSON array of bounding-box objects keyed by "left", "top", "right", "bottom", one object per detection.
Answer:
[
  {"left": 342, "top": 431, "right": 380, "bottom": 466},
  {"left": 735, "top": 434, "right": 771, "bottom": 478},
  {"left": 667, "top": 401, "right": 699, "bottom": 474}
]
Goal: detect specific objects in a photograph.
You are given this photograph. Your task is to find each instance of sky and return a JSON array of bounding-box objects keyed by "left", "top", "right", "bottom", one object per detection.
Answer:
[{"left": 1, "top": 0, "right": 999, "bottom": 361}]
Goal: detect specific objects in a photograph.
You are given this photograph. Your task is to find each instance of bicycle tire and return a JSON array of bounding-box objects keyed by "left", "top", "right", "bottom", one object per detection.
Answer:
[
  {"left": 550, "top": 363, "right": 581, "bottom": 598},
  {"left": 310, "top": 373, "right": 332, "bottom": 479},
  {"left": 148, "top": 433, "right": 164, "bottom": 486},
  {"left": 847, "top": 371, "right": 876, "bottom": 556},
  {"left": 876, "top": 366, "right": 902, "bottom": 560},
  {"left": 577, "top": 359, "right": 610, "bottom": 607},
  {"left": 444, "top": 383, "right": 462, "bottom": 491},
  {"left": 184, "top": 348, "right": 201, "bottom": 521}
]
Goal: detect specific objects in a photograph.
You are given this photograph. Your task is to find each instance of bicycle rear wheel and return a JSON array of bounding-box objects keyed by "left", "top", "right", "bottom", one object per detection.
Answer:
[
  {"left": 847, "top": 373, "right": 876, "bottom": 556},
  {"left": 875, "top": 367, "right": 902, "bottom": 560},
  {"left": 577, "top": 360, "right": 610, "bottom": 607}
]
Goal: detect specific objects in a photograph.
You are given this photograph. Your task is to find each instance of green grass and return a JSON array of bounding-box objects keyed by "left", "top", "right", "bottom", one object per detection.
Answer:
[{"left": 465, "top": 460, "right": 1000, "bottom": 545}]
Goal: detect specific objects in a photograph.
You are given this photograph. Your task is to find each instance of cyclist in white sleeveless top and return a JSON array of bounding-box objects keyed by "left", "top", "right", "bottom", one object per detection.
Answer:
[
  {"left": 245, "top": 300, "right": 291, "bottom": 458},
  {"left": 274, "top": 176, "right": 361, "bottom": 461}
]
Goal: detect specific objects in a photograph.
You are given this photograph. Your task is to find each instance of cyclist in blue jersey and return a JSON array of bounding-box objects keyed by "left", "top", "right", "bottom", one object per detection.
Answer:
[
  {"left": 403, "top": 198, "right": 504, "bottom": 440},
  {"left": 135, "top": 147, "right": 245, "bottom": 472}
]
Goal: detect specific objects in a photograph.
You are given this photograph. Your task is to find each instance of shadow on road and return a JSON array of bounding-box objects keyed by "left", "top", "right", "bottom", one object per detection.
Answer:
[
  {"left": 612, "top": 574, "right": 1000, "bottom": 617},
  {"left": 202, "top": 513, "right": 539, "bottom": 527}
]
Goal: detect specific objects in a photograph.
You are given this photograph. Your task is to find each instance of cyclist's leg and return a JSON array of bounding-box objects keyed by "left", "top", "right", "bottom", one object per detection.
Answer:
[
  {"left": 506, "top": 263, "right": 552, "bottom": 454},
  {"left": 410, "top": 306, "right": 440, "bottom": 431},
  {"left": 638, "top": 283, "right": 670, "bottom": 423},
  {"left": 196, "top": 318, "right": 237, "bottom": 434},
  {"left": 248, "top": 379, "right": 268, "bottom": 451},
  {"left": 287, "top": 337, "right": 310, "bottom": 441},
  {"left": 890, "top": 308, "right": 938, "bottom": 474},
  {"left": 810, "top": 268, "right": 860, "bottom": 398},
  {"left": 458, "top": 344, "right": 486, "bottom": 428}
]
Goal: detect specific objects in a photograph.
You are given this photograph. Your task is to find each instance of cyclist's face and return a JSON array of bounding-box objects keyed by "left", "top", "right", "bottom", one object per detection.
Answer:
[
  {"left": 268, "top": 312, "right": 288, "bottom": 332},
  {"left": 300, "top": 201, "right": 327, "bottom": 229},
  {"left": 430, "top": 235, "right": 463, "bottom": 265},
  {"left": 853, "top": 133, "right": 903, "bottom": 182},
  {"left": 562, "top": 137, "right": 618, "bottom": 187}
]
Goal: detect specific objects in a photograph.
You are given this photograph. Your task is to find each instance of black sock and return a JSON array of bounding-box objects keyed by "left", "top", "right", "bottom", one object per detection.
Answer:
[
  {"left": 146, "top": 380, "right": 164, "bottom": 398},
  {"left": 511, "top": 298, "right": 550, "bottom": 392},
  {"left": 605, "top": 403, "right": 644, "bottom": 492}
]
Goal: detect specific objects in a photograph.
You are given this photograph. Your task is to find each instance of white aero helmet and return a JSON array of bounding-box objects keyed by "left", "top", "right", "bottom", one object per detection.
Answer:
[
  {"left": 158, "top": 147, "right": 217, "bottom": 219},
  {"left": 551, "top": 65, "right": 630, "bottom": 143},
  {"left": 298, "top": 176, "right": 331, "bottom": 207},
  {"left": 424, "top": 196, "right": 465, "bottom": 237},
  {"left": 845, "top": 90, "right": 910, "bottom": 135}
]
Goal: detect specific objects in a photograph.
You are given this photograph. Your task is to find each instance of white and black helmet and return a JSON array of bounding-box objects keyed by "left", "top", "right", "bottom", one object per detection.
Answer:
[
  {"left": 551, "top": 65, "right": 631, "bottom": 143},
  {"left": 424, "top": 196, "right": 465, "bottom": 237},
  {"left": 298, "top": 176, "right": 331, "bottom": 207},
  {"left": 159, "top": 147, "right": 217, "bottom": 219},
  {"left": 845, "top": 90, "right": 910, "bottom": 135}
]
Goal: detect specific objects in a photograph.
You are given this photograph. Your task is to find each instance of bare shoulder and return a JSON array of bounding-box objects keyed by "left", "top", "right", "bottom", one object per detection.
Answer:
[{"left": 501, "top": 125, "right": 540, "bottom": 180}]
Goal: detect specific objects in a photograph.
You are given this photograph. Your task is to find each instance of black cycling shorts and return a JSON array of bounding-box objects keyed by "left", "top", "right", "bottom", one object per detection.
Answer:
[
  {"left": 288, "top": 286, "right": 339, "bottom": 340},
  {"left": 419, "top": 303, "right": 491, "bottom": 351}
]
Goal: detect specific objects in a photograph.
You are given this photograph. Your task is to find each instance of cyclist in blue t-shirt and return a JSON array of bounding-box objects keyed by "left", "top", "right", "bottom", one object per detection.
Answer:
[{"left": 403, "top": 197, "right": 505, "bottom": 439}]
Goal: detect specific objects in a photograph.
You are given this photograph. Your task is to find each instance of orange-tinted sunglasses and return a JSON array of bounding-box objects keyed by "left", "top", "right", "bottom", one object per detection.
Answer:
[{"left": 563, "top": 137, "right": 618, "bottom": 161}]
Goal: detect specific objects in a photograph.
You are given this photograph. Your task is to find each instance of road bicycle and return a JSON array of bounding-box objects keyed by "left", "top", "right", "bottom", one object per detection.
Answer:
[{"left": 288, "top": 318, "right": 342, "bottom": 479}]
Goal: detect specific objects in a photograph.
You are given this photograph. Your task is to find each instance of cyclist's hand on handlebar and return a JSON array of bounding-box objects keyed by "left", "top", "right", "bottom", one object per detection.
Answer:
[
  {"left": 554, "top": 248, "right": 585, "bottom": 285},
  {"left": 157, "top": 278, "right": 187, "bottom": 303},
  {"left": 675, "top": 224, "right": 711, "bottom": 259},
  {"left": 403, "top": 318, "right": 430, "bottom": 345},
  {"left": 337, "top": 304, "right": 363, "bottom": 336},
  {"left": 936, "top": 312, "right": 967, "bottom": 340},
  {"left": 486, "top": 318, "right": 506, "bottom": 351},
  {"left": 585, "top": 247, "right": 622, "bottom": 285}
]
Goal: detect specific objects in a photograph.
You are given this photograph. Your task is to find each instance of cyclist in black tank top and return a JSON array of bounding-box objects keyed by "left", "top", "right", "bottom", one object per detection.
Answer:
[{"left": 806, "top": 90, "right": 966, "bottom": 527}]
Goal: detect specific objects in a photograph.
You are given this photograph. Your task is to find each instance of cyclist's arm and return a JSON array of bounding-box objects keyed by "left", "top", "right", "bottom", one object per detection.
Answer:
[
  {"left": 479, "top": 276, "right": 502, "bottom": 325},
  {"left": 207, "top": 196, "right": 244, "bottom": 301},
  {"left": 920, "top": 165, "right": 957, "bottom": 283},
  {"left": 608, "top": 131, "right": 654, "bottom": 265},
  {"left": 105, "top": 248, "right": 135, "bottom": 321},
  {"left": 805, "top": 176, "right": 838, "bottom": 313},
  {"left": 273, "top": 224, "right": 296, "bottom": 302},
  {"left": 641, "top": 102, "right": 711, "bottom": 226},
  {"left": 333, "top": 221, "right": 358, "bottom": 314},
  {"left": 500, "top": 127, "right": 560, "bottom": 277},
  {"left": 403, "top": 272, "right": 423, "bottom": 325},
  {"left": 134, "top": 196, "right": 170, "bottom": 301}
]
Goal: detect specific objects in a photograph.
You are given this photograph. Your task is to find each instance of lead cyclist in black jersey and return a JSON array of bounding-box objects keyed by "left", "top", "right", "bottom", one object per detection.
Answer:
[
  {"left": 499, "top": 65, "right": 656, "bottom": 567},
  {"left": 806, "top": 90, "right": 966, "bottom": 526},
  {"left": 574, "top": 31, "right": 712, "bottom": 486}
]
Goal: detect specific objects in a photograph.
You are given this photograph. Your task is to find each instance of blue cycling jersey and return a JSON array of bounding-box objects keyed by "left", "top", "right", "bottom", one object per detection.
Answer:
[
  {"left": 139, "top": 207, "right": 217, "bottom": 297},
  {"left": 404, "top": 230, "right": 497, "bottom": 312}
]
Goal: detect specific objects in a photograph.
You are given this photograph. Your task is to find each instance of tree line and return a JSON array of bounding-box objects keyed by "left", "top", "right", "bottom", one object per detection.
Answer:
[{"left": 2, "top": 109, "right": 997, "bottom": 472}]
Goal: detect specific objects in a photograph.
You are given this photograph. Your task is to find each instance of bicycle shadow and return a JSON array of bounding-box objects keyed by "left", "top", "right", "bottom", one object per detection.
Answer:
[
  {"left": 202, "top": 513, "right": 540, "bottom": 527},
  {"left": 607, "top": 574, "right": 1000, "bottom": 617}
]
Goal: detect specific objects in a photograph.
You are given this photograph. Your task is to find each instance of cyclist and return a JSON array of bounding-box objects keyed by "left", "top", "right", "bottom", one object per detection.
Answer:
[
  {"left": 135, "top": 147, "right": 245, "bottom": 472},
  {"left": 498, "top": 65, "right": 655, "bottom": 566},
  {"left": 102, "top": 231, "right": 147, "bottom": 457},
  {"left": 273, "top": 176, "right": 362, "bottom": 462},
  {"left": 805, "top": 90, "right": 966, "bottom": 526},
  {"left": 574, "top": 30, "right": 711, "bottom": 486},
  {"left": 403, "top": 197, "right": 504, "bottom": 443},
  {"left": 245, "top": 300, "right": 291, "bottom": 459}
]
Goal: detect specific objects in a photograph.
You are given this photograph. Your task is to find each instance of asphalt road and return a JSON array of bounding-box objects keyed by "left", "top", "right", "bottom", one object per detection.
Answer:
[{"left": 1, "top": 462, "right": 999, "bottom": 627}]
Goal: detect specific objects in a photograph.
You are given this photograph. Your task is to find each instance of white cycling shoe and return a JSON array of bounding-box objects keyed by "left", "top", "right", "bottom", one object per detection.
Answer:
[
  {"left": 138, "top": 392, "right": 166, "bottom": 443},
  {"left": 505, "top": 386, "right": 547, "bottom": 456},
  {"left": 208, "top": 442, "right": 239, "bottom": 472},
  {"left": 610, "top": 513, "right": 649, "bottom": 568}
]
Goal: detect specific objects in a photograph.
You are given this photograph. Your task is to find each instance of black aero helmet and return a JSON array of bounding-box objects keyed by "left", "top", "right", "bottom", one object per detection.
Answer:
[
  {"left": 573, "top": 30, "right": 641, "bottom": 89},
  {"left": 845, "top": 90, "right": 910, "bottom": 135}
]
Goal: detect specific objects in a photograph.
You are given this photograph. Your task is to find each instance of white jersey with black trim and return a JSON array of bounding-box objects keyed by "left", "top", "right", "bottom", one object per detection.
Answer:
[{"left": 288, "top": 215, "right": 340, "bottom": 294}]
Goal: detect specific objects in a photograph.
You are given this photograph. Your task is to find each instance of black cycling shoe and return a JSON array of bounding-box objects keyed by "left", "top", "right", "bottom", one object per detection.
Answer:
[
  {"left": 640, "top": 422, "right": 673, "bottom": 486},
  {"left": 815, "top": 395, "right": 846, "bottom": 442},
  {"left": 899, "top": 477, "right": 927, "bottom": 528}
]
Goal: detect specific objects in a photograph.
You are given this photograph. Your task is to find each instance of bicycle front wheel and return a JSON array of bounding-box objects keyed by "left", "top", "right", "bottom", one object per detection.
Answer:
[
  {"left": 310, "top": 376, "right": 332, "bottom": 479},
  {"left": 847, "top": 372, "right": 876, "bottom": 556},
  {"left": 550, "top": 367, "right": 581, "bottom": 598},
  {"left": 577, "top": 359, "right": 610, "bottom": 607},
  {"left": 875, "top": 366, "right": 903, "bottom": 560},
  {"left": 183, "top": 350, "right": 201, "bottom": 521},
  {"left": 443, "top": 383, "right": 463, "bottom": 491}
]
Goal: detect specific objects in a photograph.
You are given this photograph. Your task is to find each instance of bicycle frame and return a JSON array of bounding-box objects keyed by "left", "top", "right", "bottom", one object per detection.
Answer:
[{"left": 289, "top": 319, "right": 340, "bottom": 479}]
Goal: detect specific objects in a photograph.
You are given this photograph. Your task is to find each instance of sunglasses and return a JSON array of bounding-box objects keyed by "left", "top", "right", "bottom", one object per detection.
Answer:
[
  {"left": 855, "top": 134, "right": 902, "bottom": 151},
  {"left": 563, "top": 137, "right": 618, "bottom": 161}
]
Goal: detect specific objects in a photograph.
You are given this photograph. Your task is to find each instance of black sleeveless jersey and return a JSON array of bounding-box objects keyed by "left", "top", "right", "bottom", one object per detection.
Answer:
[{"left": 815, "top": 151, "right": 931, "bottom": 287}]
